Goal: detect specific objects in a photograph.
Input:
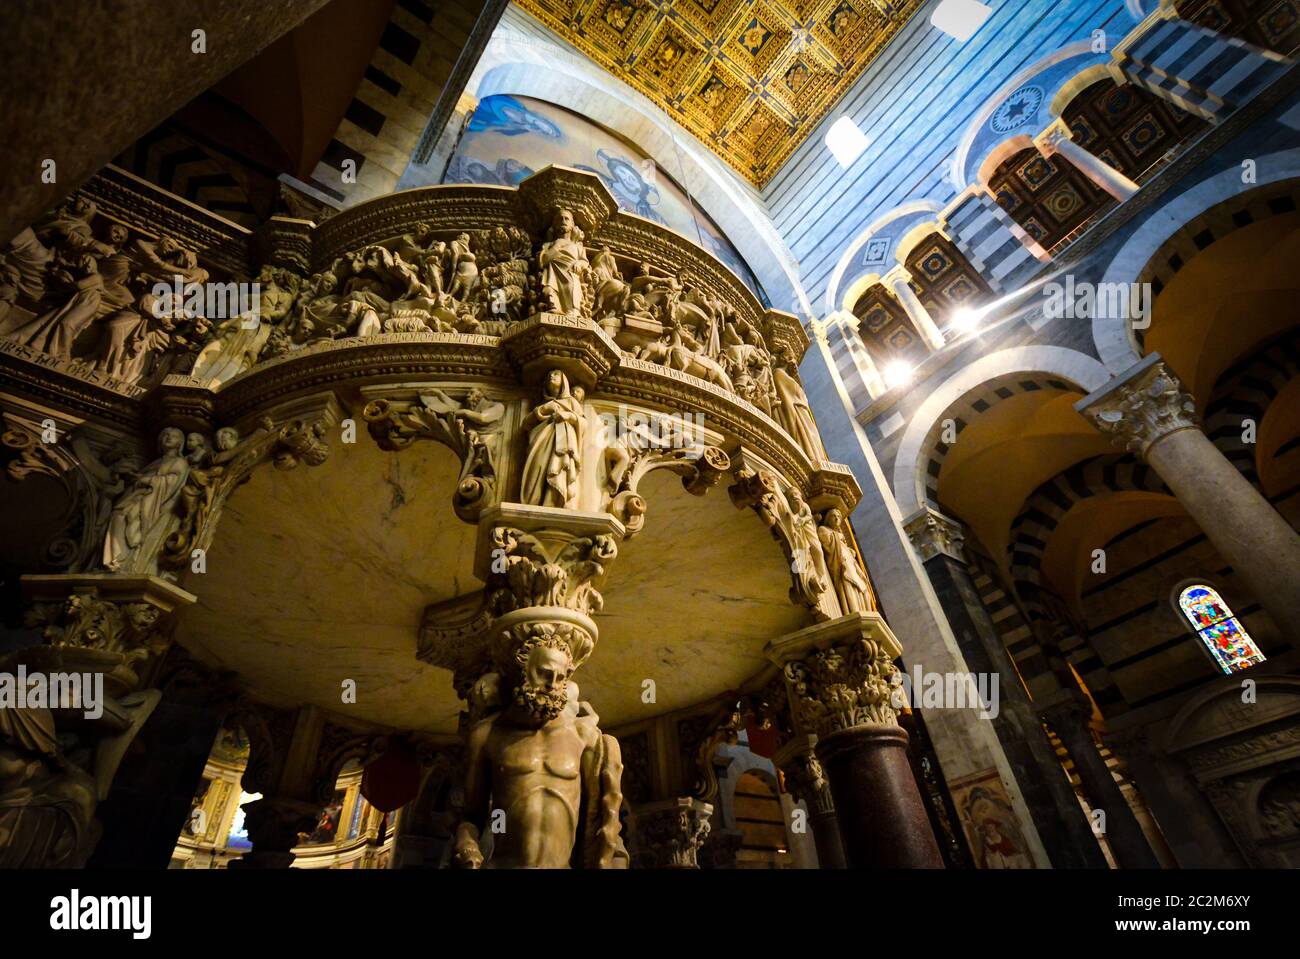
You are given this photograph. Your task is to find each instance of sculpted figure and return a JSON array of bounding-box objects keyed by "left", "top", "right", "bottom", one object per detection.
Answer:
[
  {"left": 782, "top": 486, "right": 831, "bottom": 602},
  {"left": 453, "top": 628, "right": 628, "bottom": 869},
  {"left": 818, "top": 508, "right": 875, "bottom": 615},
  {"left": 131, "top": 235, "right": 209, "bottom": 286},
  {"left": 538, "top": 209, "right": 588, "bottom": 315},
  {"left": 773, "top": 352, "right": 828, "bottom": 461},
  {"left": 0, "top": 248, "right": 103, "bottom": 357},
  {"left": 520, "top": 370, "right": 585, "bottom": 509},
  {"left": 421, "top": 386, "right": 505, "bottom": 487},
  {"left": 590, "top": 245, "right": 628, "bottom": 318},
  {"left": 0, "top": 703, "right": 98, "bottom": 868},
  {"left": 95, "top": 288, "right": 181, "bottom": 384},
  {"left": 192, "top": 266, "right": 301, "bottom": 382},
  {"left": 102, "top": 426, "right": 191, "bottom": 571},
  {"left": 445, "top": 232, "right": 479, "bottom": 302}
]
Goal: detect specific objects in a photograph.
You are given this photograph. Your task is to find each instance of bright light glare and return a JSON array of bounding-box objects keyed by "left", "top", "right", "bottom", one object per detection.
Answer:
[
  {"left": 884, "top": 360, "right": 914, "bottom": 389},
  {"left": 931, "top": 0, "right": 992, "bottom": 42},
  {"left": 950, "top": 307, "right": 980, "bottom": 333},
  {"left": 825, "top": 116, "right": 871, "bottom": 168}
]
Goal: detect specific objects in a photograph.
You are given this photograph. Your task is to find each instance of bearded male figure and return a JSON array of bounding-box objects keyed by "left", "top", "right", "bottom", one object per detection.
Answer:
[{"left": 453, "top": 626, "right": 628, "bottom": 869}]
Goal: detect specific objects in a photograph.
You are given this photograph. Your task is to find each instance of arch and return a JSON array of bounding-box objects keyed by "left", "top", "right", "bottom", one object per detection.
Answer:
[
  {"left": 463, "top": 29, "right": 808, "bottom": 316},
  {"left": 892, "top": 347, "right": 1110, "bottom": 516},
  {"left": 1171, "top": 580, "right": 1268, "bottom": 674},
  {"left": 1093, "top": 152, "right": 1300, "bottom": 372},
  {"left": 894, "top": 220, "right": 949, "bottom": 267},
  {"left": 950, "top": 41, "right": 1113, "bottom": 191},
  {"left": 1007, "top": 454, "right": 1170, "bottom": 622},
  {"left": 975, "top": 135, "right": 1034, "bottom": 191},
  {"left": 1203, "top": 326, "right": 1300, "bottom": 487},
  {"left": 1048, "top": 64, "right": 1116, "bottom": 117},
  {"left": 824, "top": 199, "right": 945, "bottom": 315}
]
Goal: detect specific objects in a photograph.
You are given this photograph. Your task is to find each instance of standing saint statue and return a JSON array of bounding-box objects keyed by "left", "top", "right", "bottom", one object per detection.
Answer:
[
  {"left": 102, "top": 426, "right": 192, "bottom": 571},
  {"left": 773, "top": 352, "right": 828, "bottom": 462},
  {"left": 521, "top": 369, "right": 585, "bottom": 509},
  {"left": 538, "top": 208, "right": 588, "bottom": 315},
  {"left": 818, "top": 508, "right": 876, "bottom": 615}
]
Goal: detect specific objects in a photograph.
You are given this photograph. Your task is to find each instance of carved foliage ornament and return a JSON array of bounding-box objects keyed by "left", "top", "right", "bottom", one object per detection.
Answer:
[
  {"left": 1084, "top": 361, "right": 1198, "bottom": 458},
  {"left": 486, "top": 526, "right": 617, "bottom": 618},
  {"left": 782, "top": 638, "right": 902, "bottom": 739}
]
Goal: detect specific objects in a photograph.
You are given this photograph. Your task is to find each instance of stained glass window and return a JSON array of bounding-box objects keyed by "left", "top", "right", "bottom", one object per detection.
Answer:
[{"left": 1178, "top": 585, "right": 1266, "bottom": 674}]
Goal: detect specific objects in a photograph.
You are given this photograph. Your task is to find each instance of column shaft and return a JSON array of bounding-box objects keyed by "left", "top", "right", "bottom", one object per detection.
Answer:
[
  {"left": 816, "top": 724, "right": 944, "bottom": 868},
  {"left": 1054, "top": 137, "right": 1138, "bottom": 201},
  {"left": 1146, "top": 426, "right": 1300, "bottom": 639}
]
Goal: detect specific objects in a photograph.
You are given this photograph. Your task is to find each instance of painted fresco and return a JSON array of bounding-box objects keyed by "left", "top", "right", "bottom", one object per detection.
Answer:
[{"left": 443, "top": 95, "right": 768, "bottom": 304}]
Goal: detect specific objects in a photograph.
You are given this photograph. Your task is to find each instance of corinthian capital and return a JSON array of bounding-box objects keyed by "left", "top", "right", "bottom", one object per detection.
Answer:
[
  {"left": 764, "top": 612, "right": 905, "bottom": 739},
  {"left": 1076, "top": 355, "right": 1198, "bottom": 459}
]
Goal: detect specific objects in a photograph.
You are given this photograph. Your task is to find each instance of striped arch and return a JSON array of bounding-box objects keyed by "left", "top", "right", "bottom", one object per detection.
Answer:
[
  {"left": 1006, "top": 454, "right": 1172, "bottom": 710},
  {"left": 114, "top": 128, "right": 260, "bottom": 228},
  {"left": 919, "top": 373, "right": 1080, "bottom": 507},
  {"left": 892, "top": 346, "right": 1110, "bottom": 516},
  {"left": 1204, "top": 326, "right": 1300, "bottom": 485},
  {"left": 1094, "top": 158, "right": 1300, "bottom": 371}
]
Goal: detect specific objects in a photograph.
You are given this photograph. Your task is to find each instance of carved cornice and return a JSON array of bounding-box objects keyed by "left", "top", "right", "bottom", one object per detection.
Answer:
[
  {"left": 79, "top": 165, "right": 253, "bottom": 278},
  {"left": 1076, "top": 354, "right": 1199, "bottom": 460}
]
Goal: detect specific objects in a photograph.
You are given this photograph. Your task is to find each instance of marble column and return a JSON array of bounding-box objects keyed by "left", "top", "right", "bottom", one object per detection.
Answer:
[
  {"left": 632, "top": 798, "right": 713, "bottom": 869},
  {"left": 1077, "top": 355, "right": 1300, "bottom": 642},
  {"left": 1041, "top": 697, "right": 1160, "bottom": 869},
  {"left": 883, "top": 266, "right": 945, "bottom": 350},
  {"left": 1110, "top": 6, "right": 1288, "bottom": 124},
  {"left": 766, "top": 613, "right": 944, "bottom": 868},
  {"left": 1034, "top": 118, "right": 1138, "bottom": 202},
  {"left": 773, "top": 735, "right": 847, "bottom": 868},
  {"left": 820, "top": 310, "right": 887, "bottom": 406},
  {"left": 903, "top": 507, "right": 1110, "bottom": 868}
]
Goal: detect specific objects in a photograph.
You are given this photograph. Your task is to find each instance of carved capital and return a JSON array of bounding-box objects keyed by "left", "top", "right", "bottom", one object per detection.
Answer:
[
  {"left": 18, "top": 574, "right": 196, "bottom": 695},
  {"left": 228, "top": 796, "right": 321, "bottom": 869},
  {"left": 1032, "top": 117, "right": 1074, "bottom": 158},
  {"left": 1076, "top": 355, "right": 1199, "bottom": 460},
  {"left": 903, "top": 506, "right": 967, "bottom": 562},
  {"left": 765, "top": 613, "right": 905, "bottom": 738},
  {"left": 633, "top": 798, "right": 713, "bottom": 869},
  {"left": 774, "top": 734, "right": 836, "bottom": 816},
  {"left": 502, "top": 314, "right": 621, "bottom": 392}
]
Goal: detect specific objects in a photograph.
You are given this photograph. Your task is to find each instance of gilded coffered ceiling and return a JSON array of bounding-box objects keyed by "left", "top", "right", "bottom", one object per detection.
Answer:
[{"left": 513, "top": 0, "right": 924, "bottom": 187}]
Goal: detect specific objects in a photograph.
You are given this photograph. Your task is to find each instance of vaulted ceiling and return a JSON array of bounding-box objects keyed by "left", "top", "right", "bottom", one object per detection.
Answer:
[{"left": 513, "top": 0, "right": 923, "bottom": 187}]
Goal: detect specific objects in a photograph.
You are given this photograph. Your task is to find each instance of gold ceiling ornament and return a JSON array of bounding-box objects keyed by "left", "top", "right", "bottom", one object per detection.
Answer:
[{"left": 514, "top": 0, "right": 924, "bottom": 186}]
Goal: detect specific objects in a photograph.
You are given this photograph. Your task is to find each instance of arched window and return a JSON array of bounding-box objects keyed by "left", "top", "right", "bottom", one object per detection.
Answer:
[{"left": 1177, "top": 584, "right": 1266, "bottom": 674}]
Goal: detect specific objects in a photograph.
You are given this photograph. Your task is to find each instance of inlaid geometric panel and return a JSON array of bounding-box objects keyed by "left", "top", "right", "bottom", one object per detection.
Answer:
[
  {"left": 903, "top": 232, "right": 993, "bottom": 323},
  {"left": 514, "top": 0, "right": 925, "bottom": 186}
]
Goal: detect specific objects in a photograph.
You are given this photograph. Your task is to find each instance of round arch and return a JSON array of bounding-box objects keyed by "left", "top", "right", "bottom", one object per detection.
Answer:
[
  {"left": 1093, "top": 150, "right": 1300, "bottom": 372},
  {"left": 892, "top": 346, "right": 1110, "bottom": 516},
  {"left": 824, "top": 199, "right": 945, "bottom": 315}
]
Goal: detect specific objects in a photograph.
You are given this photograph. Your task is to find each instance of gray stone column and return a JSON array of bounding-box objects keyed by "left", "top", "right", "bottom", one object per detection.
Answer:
[
  {"left": 1077, "top": 355, "right": 1300, "bottom": 642},
  {"left": 773, "top": 735, "right": 847, "bottom": 868},
  {"left": 1042, "top": 697, "right": 1160, "bottom": 869},
  {"left": 903, "top": 507, "right": 1109, "bottom": 868}
]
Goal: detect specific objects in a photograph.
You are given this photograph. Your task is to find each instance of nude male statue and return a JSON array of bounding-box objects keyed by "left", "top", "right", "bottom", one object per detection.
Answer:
[{"left": 453, "top": 629, "right": 628, "bottom": 869}]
